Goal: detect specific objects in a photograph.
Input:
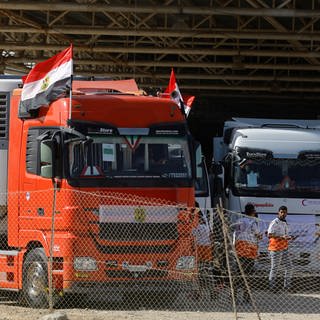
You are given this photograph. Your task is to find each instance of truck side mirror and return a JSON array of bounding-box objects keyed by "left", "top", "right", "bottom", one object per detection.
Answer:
[
  {"left": 212, "top": 175, "right": 223, "bottom": 197},
  {"left": 212, "top": 162, "right": 223, "bottom": 176},
  {"left": 210, "top": 162, "right": 224, "bottom": 200},
  {"left": 40, "top": 139, "right": 55, "bottom": 178}
]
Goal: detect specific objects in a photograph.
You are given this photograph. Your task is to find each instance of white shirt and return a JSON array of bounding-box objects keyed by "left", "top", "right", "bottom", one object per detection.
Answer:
[
  {"left": 193, "top": 212, "right": 211, "bottom": 246},
  {"left": 267, "top": 217, "right": 289, "bottom": 237},
  {"left": 193, "top": 223, "right": 211, "bottom": 246},
  {"left": 234, "top": 216, "right": 260, "bottom": 245}
]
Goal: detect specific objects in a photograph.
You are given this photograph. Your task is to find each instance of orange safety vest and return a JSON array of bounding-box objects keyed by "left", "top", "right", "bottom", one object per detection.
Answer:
[
  {"left": 268, "top": 237, "right": 288, "bottom": 251},
  {"left": 235, "top": 240, "right": 258, "bottom": 259}
]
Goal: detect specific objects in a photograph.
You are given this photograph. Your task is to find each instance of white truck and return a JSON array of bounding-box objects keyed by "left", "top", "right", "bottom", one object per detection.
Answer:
[{"left": 213, "top": 117, "right": 320, "bottom": 275}]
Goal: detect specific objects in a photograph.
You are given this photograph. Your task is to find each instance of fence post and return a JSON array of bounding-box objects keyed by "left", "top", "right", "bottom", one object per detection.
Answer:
[{"left": 216, "top": 203, "right": 238, "bottom": 319}]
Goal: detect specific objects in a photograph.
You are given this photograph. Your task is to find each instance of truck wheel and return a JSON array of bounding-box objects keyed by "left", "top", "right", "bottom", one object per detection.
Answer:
[{"left": 22, "top": 248, "right": 49, "bottom": 308}]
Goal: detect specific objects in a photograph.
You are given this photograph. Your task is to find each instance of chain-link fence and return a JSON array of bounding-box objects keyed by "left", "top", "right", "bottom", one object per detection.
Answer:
[{"left": 0, "top": 189, "right": 320, "bottom": 319}]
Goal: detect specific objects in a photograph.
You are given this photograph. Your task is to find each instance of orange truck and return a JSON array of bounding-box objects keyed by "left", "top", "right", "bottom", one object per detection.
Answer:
[{"left": 0, "top": 77, "right": 200, "bottom": 307}]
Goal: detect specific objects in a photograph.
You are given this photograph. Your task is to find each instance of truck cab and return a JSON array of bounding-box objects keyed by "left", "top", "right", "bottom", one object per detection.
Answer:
[
  {"left": 1, "top": 78, "right": 200, "bottom": 307},
  {"left": 214, "top": 118, "right": 320, "bottom": 275}
]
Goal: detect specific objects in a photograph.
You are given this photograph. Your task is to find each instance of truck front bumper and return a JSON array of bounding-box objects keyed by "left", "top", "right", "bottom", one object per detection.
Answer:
[{"left": 64, "top": 279, "right": 193, "bottom": 297}]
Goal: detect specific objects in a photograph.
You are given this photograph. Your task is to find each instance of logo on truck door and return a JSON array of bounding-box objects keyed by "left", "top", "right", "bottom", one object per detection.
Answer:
[{"left": 134, "top": 207, "right": 146, "bottom": 223}]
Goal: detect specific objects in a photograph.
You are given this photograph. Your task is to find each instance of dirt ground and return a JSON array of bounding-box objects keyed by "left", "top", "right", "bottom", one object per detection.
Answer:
[
  {"left": 0, "top": 290, "right": 319, "bottom": 320},
  {"left": 0, "top": 306, "right": 319, "bottom": 320}
]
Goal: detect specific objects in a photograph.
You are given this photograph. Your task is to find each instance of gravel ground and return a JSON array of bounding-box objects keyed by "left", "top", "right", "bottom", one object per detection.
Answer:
[
  {"left": 0, "top": 306, "right": 319, "bottom": 320},
  {"left": 0, "top": 289, "right": 319, "bottom": 320}
]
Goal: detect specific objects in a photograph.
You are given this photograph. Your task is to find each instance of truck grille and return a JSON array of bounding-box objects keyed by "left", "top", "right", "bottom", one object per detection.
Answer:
[
  {"left": 97, "top": 244, "right": 173, "bottom": 255},
  {"left": 106, "top": 269, "right": 168, "bottom": 279},
  {"left": 99, "top": 222, "right": 178, "bottom": 241}
]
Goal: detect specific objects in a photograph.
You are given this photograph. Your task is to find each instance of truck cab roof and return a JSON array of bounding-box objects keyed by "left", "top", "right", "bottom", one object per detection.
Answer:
[{"left": 231, "top": 127, "right": 320, "bottom": 158}]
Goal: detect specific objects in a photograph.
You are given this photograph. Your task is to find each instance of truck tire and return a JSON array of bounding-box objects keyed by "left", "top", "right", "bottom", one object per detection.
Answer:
[{"left": 22, "top": 248, "right": 49, "bottom": 308}]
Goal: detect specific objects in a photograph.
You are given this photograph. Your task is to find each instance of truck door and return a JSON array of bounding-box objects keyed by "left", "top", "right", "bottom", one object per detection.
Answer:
[{"left": 19, "top": 127, "right": 59, "bottom": 233}]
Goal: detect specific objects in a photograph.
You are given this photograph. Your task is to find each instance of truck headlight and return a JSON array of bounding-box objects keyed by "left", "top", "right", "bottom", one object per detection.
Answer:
[
  {"left": 74, "top": 257, "right": 97, "bottom": 271},
  {"left": 176, "top": 256, "right": 195, "bottom": 270}
]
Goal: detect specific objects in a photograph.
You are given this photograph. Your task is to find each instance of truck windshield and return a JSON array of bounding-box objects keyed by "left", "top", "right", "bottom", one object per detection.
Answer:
[
  {"left": 68, "top": 135, "right": 191, "bottom": 182},
  {"left": 233, "top": 158, "right": 320, "bottom": 197}
]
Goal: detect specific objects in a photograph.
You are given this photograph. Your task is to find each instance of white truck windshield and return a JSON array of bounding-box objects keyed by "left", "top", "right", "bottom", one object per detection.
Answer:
[{"left": 233, "top": 158, "right": 320, "bottom": 196}]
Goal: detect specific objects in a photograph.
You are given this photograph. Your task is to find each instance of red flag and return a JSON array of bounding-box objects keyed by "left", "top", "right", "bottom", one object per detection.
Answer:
[
  {"left": 164, "top": 68, "right": 183, "bottom": 104},
  {"left": 19, "top": 44, "right": 73, "bottom": 114},
  {"left": 163, "top": 68, "right": 195, "bottom": 117}
]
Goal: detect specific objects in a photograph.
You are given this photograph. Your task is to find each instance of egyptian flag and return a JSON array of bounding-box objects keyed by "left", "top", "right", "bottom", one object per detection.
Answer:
[
  {"left": 164, "top": 68, "right": 195, "bottom": 117},
  {"left": 182, "top": 94, "right": 195, "bottom": 117},
  {"left": 19, "top": 44, "right": 73, "bottom": 115}
]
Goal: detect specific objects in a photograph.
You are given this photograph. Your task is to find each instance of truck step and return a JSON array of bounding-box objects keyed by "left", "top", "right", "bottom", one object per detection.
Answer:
[{"left": 0, "top": 250, "right": 19, "bottom": 289}]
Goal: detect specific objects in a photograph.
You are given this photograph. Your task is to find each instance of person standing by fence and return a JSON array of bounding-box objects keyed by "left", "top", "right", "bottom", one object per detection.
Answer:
[
  {"left": 234, "top": 203, "right": 262, "bottom": 303},
  {"left": 267, "top": 205, "right": 294, "bottom": 293}
]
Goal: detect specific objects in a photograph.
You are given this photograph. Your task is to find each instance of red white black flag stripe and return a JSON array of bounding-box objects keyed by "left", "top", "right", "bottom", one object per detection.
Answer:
[
  {"left": 19, "top": 45, "right": 73, "bottom": 115},
  {"left": 163, "top": 68, "right": 195, "bottom": 118}
]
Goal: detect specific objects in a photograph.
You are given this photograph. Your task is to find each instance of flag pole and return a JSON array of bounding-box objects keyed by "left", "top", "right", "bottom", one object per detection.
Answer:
[
  {"left": 68, "top": 44, "right": 73, "bottom": 124},
  {"left": 68, "top": 74, "right": 73, "bottom": 123}
]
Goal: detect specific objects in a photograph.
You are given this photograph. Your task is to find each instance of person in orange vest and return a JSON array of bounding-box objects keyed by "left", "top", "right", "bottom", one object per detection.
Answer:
[
  {"left": 267, "top": 205, "right": 294, "bottom": 293},
  {"left": 234, "top": 203, "right": 262, "bottom": 304},
  {"left": 190, "top": 209, "right": 214, "bottom": 300}
]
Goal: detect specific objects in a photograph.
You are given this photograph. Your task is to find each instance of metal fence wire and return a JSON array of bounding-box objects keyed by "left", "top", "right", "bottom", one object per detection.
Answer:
[{"left": 0, "top": 189, "right": 320, "bottom": 318}]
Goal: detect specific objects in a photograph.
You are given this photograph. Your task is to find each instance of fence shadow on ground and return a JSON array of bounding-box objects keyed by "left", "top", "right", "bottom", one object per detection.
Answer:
[{"left": 1, "top": 281, "right": 320, "bottom": 315}]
